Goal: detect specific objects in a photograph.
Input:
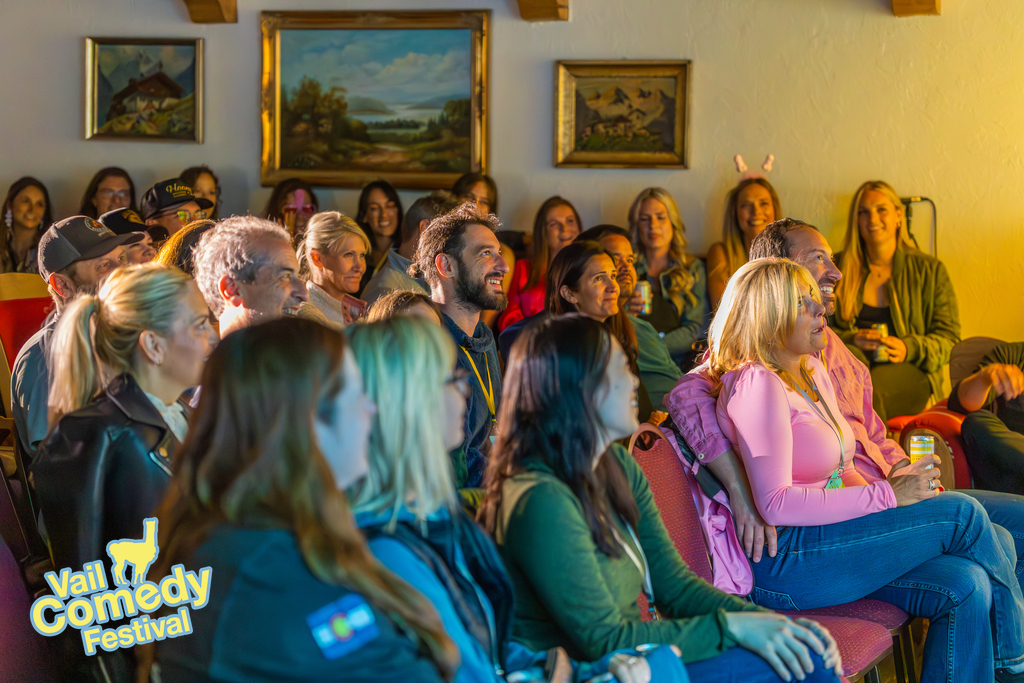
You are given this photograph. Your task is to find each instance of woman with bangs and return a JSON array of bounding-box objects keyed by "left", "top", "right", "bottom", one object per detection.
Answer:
[
  {"left": 711, "top": 258, "right": 1024, "bottom": 683},
  {"left": 628, "top": 187, "right": 709, "bottom": 369},
  {"left": 153, "top": 317, "right": 459, "bottom": 683},
  {"left": 296, "top": 211, "right": 372, "bottom": 328},
  {"left": 831, "top": 180, "right": 960, "bottom": 421}
]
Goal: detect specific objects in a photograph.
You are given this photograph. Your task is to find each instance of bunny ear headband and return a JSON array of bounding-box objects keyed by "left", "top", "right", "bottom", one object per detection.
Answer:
[{"left": 733, "top": 154, "right": 774, "bottom": 180}]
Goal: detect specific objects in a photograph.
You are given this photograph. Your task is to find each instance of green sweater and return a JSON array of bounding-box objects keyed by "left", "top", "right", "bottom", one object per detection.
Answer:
[
  {"left": 494, "top": 443, "right": 761, "bottom": 663},
  {"left": 831, "top": 245, "right": 961, "bottom": 400}
]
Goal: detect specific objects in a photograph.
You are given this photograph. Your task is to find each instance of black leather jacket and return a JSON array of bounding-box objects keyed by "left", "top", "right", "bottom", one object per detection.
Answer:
[{"left": 34, "top": 373, "right": 186, "bottom": 575}]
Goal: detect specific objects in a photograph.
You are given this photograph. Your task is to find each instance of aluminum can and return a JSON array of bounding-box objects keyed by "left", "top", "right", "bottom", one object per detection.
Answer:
[
  {"left": 908, "top": 435, "right": 935, "bottom": 464},
  {"left": 635, "top": 281, "right": 653, "bottom": 315},
  {"left": 872, "top": 323, "right": 890, "bottom": 363}
]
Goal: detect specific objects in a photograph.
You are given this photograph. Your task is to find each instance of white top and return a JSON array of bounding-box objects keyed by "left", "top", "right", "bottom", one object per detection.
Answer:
[{"left": 143, "top": 390, "right": 189, "bottom": 443}]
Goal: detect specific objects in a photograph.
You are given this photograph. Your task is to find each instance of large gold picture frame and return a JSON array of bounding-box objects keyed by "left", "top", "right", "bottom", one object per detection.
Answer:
[
  {"left": 261, "top": 11, "right": 490, "bottom": 189},
  {"left": 555, "top": 60, "right": 690, "bottom": 168},
  {"left": 85, "top": 37, "right": 203, "bottom": 142}
]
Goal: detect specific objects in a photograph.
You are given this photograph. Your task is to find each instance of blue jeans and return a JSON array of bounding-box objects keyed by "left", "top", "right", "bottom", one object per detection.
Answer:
[
  {"left": 685, "top": 647, "right": 838, "bottom": 683},
  {"left": 961, "top": 488, "right": 1024, "bottom": 586},
  {"left": 748, "top": 493, "right": 1024, "bottom": 683}
]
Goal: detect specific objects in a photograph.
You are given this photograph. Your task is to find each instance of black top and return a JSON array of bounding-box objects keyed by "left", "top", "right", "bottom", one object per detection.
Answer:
[
  {"left": 855, "top": 303, "right": 897, "bottom": 336},
  {"left": 639, "top": 280, "right": 680, "bottom": 336},
  {"left": 949, "top": 341, "right": 1024, "bottom": 434}
]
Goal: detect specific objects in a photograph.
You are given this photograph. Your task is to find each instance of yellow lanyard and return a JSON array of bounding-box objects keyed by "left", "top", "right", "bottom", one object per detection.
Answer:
[{"left": 461, "top": 347, "right": 495, "bottom": 417}]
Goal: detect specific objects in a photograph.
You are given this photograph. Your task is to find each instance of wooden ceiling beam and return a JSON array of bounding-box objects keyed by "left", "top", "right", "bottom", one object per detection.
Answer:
[
  {"left": 180, "top": 0, "right": 237, "bottom": 23},
  {"left": 517, "top": 0, "right": 569, "bottom": 22},
  {"left": 892, "top": 0, "right": 940, "bottom": 17}
]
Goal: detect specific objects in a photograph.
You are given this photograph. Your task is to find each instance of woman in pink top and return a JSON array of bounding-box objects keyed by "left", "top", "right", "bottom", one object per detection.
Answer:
[
  {"left": 497, "top": 197, "right": 581, "bottom": 332},
  {"left": 709, "top": 258, "right": 1024, "bottom": 683}
]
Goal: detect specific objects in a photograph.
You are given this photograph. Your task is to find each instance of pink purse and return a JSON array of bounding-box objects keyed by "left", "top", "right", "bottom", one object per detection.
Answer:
[{"left": 658, "top": 425, "right": 755, "bottom": 596}]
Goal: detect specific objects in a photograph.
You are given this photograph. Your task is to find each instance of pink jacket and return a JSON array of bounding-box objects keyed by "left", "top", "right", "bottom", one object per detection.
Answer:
[
  {"left": 497, "top": 259, "right": 546, "bottom": 332},
  {"left": 665, "top": 327, "right": 906, "bottom": 481},
  {"left": 715, "top": 357, "right": 896, "bottom": 526}
]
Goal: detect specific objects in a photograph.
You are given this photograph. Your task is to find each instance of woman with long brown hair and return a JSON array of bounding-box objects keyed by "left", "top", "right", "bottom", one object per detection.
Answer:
[
  {"left": 153, "top": 317, "right": 459, "bottom": 682},
  {"left": 1, "top": 176, "right": 53, "bottom": 273}
]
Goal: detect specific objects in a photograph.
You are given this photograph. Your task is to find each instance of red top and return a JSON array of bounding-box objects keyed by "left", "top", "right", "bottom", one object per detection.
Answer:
[{"left": 497, "top": 259, "right": 546, "bottom": 332}]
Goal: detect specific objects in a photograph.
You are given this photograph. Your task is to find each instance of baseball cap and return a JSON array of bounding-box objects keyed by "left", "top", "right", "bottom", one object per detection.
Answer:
[
  {"left": 98, "top": 208, "right": 148, "bottom": 236},
  {"left": 140, "top": 178, "right": 213, "bottom": 220},
  {"left": 37, "top": 216, "right": 143, "bottom": 281}
]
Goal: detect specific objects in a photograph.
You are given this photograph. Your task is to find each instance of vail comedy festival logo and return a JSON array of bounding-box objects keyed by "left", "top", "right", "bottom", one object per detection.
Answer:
[{"left": 29, "top": 518, "right": 212, "bottom": 656}]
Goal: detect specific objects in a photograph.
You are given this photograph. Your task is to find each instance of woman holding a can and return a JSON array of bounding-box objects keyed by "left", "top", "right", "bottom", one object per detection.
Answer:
[
  {"left": 628, "top": 187, "right": 710, "bottom": 371},
  {"left": 831, "top": 181, "right": 960, "bottom": 422}
]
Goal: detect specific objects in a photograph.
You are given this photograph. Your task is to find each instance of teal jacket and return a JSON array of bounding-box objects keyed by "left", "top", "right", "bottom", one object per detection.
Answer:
[
  {"left": 831, "top": 246, "right": 960, "bottom": 400},
  {"left": 494, "top": 444, "right": 761, "bottom": 663}
]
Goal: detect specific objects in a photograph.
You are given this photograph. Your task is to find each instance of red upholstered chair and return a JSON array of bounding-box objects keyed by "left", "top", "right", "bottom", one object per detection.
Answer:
[
  {"left": 0, "top": 273, "right": 53, "bottom": 418},
  {"left": 629, "top": 424, "right": 901, "bottom": 683}
]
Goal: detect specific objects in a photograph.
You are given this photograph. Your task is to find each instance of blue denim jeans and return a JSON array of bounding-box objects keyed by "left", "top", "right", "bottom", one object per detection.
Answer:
[
  {"left": 748, "top": 493, "right": 1024, "bottom": 683},
  {"left": 685, "top": 647, "right": 838, "bottom": 683},
  {"left": 961, "top": 488, "right": 1024, "bottom": 586}
]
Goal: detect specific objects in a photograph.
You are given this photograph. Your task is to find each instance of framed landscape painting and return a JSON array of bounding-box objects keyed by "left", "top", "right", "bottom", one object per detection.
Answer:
[
  {"left": 85, "top": 38, "right": 203, "bottom": 142},
  {"left": 261, "top": 11, "right": 490, "bottom": 189},
  {"left": 554, "top": 60, "right": 690, "bottom": 168}
]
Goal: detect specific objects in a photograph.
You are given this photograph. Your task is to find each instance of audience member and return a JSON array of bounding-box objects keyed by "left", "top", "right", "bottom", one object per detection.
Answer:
[
  {"left": 264, "top": 177, "right": 318, "bottom": 242},
  {"left": 479, "top": 315, "right": 842, "bottom": 683},
  {"left": 296, "top": 211, "right": 370, "bottom": 328},
  {"left": 710, "top": 257, "right": 1024, "bottom": 683},
  {"left": 78, "top": 166, "right": 136, "bottom": 219},
  {"left": 578, "top": 224, "right": 682, "bottom": 412},
  {"left": 949, "top": 342, "right": 1024, "bottom": 494},
  {"left": 355, "top": 180, "right": 404, "bottom": 295},
  {"left": 152, "top": 219, "right": 215, "bottom": 276},
  {"left": 410, "top": 205, "right": 508, "bottom": 488},
  {"left": 179, "top": 165, "right": 221, "bottom": 220},
  {"left": 361, "top": 190, "right": 457, "bottom": 305},
  {"left": 153, "top": 318, "right": 459, "bottom": 682},
  {"left": 99, "top": 207, "right": 156, "bottom": 264},
  {"left": 366, "top": 288, "right": 442, "bottom": 325},
  {"left": 141, "top": 178, "right": 213, "bottom": 243},
  {"left": 34, "top": 263, "right": 214, "bottom": 681},
  {"left": 706, "top": 178, "right": 781, "bottom": 309},
  {"left": 11, "top": 216, "right": 138, "bottom": 459},
  {"left": 497, "top": 196, "right": 581, "bottom": 332},
  {"left": 628, "top": 187, "right": 709, "bottom": 369},
  {"left": 832, "top": 180, "right": 960, "bottom": 420},
  {"left": 2, "top": 176, "right": 52, "bottom": 273}
]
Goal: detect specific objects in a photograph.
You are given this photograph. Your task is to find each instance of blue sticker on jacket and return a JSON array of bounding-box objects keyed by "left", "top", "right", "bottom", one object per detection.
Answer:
[{"left": 306, "top": 593, "right": 380, "bottom": 660}]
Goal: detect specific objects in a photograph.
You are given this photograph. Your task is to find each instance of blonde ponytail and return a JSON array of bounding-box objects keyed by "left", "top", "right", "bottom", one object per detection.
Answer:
[{"left": 47, "top": 264, "right": 193, "bottom": 429}]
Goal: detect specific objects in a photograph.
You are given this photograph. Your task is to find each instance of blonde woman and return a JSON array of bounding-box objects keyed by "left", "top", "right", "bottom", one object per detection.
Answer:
[
  {"left": 32, "top": 263, "right": 216, "bottom": 680},
  {"left": 711, "top": 258, "right": 1024, "bottom": 683},
  {"left": 628, "top": 187, "right": 709, "bottom": 368},
  {"left": 296, "top": 210, "right": 372, "bottom": 327},
  {"left": 832, "top": 181, "right": 960, "bottom": 421},
  {"left": 705, "top": 178, "right": 782, "bottom": 309}
]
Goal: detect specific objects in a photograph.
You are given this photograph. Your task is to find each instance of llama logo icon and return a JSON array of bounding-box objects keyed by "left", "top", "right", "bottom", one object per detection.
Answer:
[{"left": 106, "top": 518, "right": 159, "bottom": 587}]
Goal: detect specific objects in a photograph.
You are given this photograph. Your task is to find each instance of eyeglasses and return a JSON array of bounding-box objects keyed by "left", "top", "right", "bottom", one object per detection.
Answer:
[
  {"left": 161, "top": 209, "right": 208, "bottom": 224},
  {"left": 97, "top": 189, "right": 131, "bottom": 200},
  {"left": 445, "top": 367, "right": 472, "bottom": 399},
  {"left": 283, "top": 204, "right": 317, "bottom": 217}
]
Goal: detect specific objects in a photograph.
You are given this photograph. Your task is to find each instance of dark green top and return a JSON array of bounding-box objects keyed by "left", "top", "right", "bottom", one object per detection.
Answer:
[{"left": 494, "top": 443, "right": 761, "bottom": 663}]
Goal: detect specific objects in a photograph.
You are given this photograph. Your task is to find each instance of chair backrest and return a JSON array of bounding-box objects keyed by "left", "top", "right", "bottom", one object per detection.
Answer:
[
  {"left": 629, "top": 424, "right": 714, "bottom": 583},
  {"left": 0, "top": 273, "right": 52, "bottom": 370},
  {"left": 949, "top": 336, "right": 1005, "bottom": 386}
]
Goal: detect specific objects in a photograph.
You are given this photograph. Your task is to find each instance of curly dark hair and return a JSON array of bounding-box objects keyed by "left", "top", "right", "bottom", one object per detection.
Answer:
[{"left": 408, "top": 204, "right": 501, "bottom": 289}]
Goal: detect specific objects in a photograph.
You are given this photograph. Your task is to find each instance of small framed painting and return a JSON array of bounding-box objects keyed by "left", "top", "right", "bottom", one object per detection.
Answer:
[
  {"left": 85, "top": 37, "right": 203, "bottom": 142},
  {"left": 260, "top": 10, "right": 490, "bottom": 189},
  {"left": 554, "top": 60, "right": 690, "bottom": 168}
]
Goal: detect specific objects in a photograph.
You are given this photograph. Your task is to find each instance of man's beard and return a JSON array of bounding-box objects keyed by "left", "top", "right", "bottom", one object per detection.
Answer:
[{"left": 454, "top": 264, "right": 507, "bottom": 313}]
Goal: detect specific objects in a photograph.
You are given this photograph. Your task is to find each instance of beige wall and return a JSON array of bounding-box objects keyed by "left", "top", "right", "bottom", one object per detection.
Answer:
[{"left": 1, "top": 0, "right": 1022, "bottom": 338}]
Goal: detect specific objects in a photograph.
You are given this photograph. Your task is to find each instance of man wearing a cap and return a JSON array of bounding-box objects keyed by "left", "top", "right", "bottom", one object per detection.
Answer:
[
  {"left": 10, "top": 217, "right": 141, "bottom": 460},
  {"left": 100, "top": 207, "right": 157, "bottom": 264},
  {"left": 141, "top": 177, "right": 212, "bottom": 242}
]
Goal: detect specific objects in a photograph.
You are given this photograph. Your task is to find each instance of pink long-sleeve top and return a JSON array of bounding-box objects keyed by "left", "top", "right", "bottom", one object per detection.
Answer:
[
  {"left": 715, "top": 356, "right": 897, "bottom": 526},
  {"left": 665, "top": 327, "right": 906, "bottom": 481}
]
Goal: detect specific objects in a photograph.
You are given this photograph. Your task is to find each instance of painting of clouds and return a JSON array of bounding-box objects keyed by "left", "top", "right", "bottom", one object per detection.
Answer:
[
  {"left": 278, "top": 28, "right": 473, "bottom": 175},
  {"left": 88, "top": 40, "right": 199, "bottom": 140}
]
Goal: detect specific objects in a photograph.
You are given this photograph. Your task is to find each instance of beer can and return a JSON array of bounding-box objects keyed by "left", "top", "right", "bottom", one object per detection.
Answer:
[
  {"left": 908, "top": 435, "right": 935, "bottom": 464},
  {"left": 635, "top": 280, "right": 653, "bottom": 315},
  {"left": 872, "top": 323, "right": 890, "bottom": 363}
]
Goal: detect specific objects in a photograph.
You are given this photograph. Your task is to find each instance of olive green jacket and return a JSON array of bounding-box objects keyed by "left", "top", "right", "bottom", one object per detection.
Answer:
[
  {"left": 832, "top": 246, "right": 961, "bottom": 400},
  {"left": 493, "top": 443, "right": 761, "bottom": 663}
]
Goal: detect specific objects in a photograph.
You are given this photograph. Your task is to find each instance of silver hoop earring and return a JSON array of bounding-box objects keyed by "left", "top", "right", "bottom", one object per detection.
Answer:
[{"left": 4, "top": 209, "right": 11, "bottom": 229}]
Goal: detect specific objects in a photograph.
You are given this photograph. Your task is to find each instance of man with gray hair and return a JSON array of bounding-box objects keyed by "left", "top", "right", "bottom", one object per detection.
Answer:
[{"left": 193, "top": 215, "right": 308, "bottom": 338}]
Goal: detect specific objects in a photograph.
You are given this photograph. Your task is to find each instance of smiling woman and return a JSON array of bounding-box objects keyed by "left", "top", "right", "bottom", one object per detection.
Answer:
[
  {"left": 1, "top": 176, "right": 53, "bottom": 274},
  {"left": 297, "top": 210, "right": 372, "bottom": 328}
]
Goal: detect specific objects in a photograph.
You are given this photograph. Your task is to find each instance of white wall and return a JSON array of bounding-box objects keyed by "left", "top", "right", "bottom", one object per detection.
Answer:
[{"left": 2, "top": 0, "right": 1023, "bottom": 339}]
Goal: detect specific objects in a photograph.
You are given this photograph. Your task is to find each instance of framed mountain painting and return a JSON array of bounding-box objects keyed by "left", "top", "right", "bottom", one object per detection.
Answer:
[
  {"left": 261, "top": 10, "right": 490, "bottom": 189},
  {"left": 85, "top": 38, "right": 203, "bottom": 142},
  {"left": 554, "top": 60, "right": 690, "bottom": 168}
]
